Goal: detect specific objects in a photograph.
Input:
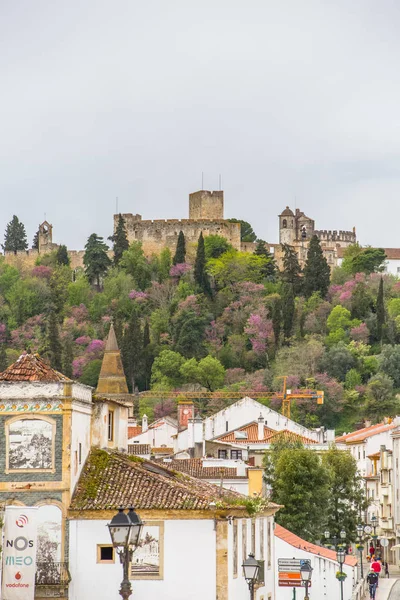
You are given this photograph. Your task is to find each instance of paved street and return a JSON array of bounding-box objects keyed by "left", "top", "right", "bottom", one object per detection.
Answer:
[
  {"left": 373, "top": 579, "right": 400, "bottom": 599},
  {"left": 387, "top": 580, "right": 400, "bottom": 599}
]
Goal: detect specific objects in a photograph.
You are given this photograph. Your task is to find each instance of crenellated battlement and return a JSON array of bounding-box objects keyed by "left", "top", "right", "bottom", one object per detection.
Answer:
[{"left": 315, "top": 229, "right": 356, "bottom": 243}]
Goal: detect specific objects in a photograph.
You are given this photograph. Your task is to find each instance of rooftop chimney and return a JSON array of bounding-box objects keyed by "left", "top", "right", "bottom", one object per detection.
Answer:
[
  {"left": 258, "top": 413, "right": 264, "bottom": 441},
  {"left": 142, "top": 414, "right": 148, "bottom": 433}
]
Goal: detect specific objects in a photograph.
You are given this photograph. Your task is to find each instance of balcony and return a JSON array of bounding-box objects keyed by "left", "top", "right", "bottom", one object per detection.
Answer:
[{"left": 35, "top": 562, "right": 71, "bottom": 588}]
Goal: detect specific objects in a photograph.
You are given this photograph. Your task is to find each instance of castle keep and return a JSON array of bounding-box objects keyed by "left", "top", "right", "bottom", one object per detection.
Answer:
[{"left": 115, "top": 190, "right": 241, "bottom": 257}]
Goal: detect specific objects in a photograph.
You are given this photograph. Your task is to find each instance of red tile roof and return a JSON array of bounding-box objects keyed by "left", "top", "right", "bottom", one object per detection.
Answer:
[
  {"left": 128, "top": 426, "right": 142, "bottom": 438},
  {"left": 336, "top": 422, "right": 396, "bottom": 443},
  {"left": 161, "top": 458, "right": 247, "bottom": 479},
  {"left": 265, "top": 430, "right": 318, "bottom": 445},
  {"left": 275, "top": 524, "right": 358, "bottom": 566},
  {"left": 0, "top": 353, "right": 70, "bottom": 382},
  {"left": 216, "top": 422, "right": 275, "bottom": 444},
  {"left": 70, "top": 448, "right": 248, "bottom": 511},
  {"left": 152, "top": 447, "right": 174, "bottom": 455}
]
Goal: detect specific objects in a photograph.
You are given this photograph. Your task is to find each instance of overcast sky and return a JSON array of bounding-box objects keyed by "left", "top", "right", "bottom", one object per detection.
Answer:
[{"left": 1, "top": 0, "right": 400, "bottom": 250}]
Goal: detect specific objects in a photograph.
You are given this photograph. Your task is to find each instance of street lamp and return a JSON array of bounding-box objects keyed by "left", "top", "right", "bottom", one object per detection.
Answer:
[
  {"left": 324, "top": 529, "right": 346, "bottom": 549},
  {"left": 300, "top": 562, "right": 313, "bottom": 600},
  {"left": 242, "top": 553, "right": 260, "bottom": 600},
  {"left": 108, "top": 507, "right": 144, "bottom": 600},
  {"left": 370, "top": 515, "right": 378, "bottom": 550},
  {"left": 356, "top": 523, "right": 365, "bottom": 579},
  {"left": 336, "top": 548, "right": 346, "bottom": 600}
]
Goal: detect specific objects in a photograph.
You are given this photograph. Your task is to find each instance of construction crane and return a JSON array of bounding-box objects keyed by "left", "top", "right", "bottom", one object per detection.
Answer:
[{"left": 139, "top": 376, "right": 324, "bottom": 420}]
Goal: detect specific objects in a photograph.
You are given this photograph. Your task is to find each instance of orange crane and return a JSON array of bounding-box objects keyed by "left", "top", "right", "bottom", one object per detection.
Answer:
[{"left": 139, "top": 376, "right": 324, "bottom": 420}]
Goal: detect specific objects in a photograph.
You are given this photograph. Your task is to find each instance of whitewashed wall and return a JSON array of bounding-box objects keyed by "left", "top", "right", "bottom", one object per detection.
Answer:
[
  {"left": 69, "top": 519, "right": 216, "bottom": 600},
  {"left": 70, "top": 401, "right": 92, "bottom": 492},
  {"left": 274, "top": 534, "right": 357, "bottom": 600},
  {"left": 129, "top": 421, "right": 177, "bottom": 448}
]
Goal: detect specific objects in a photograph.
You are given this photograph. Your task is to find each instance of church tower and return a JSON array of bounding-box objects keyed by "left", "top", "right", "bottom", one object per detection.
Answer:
[{"left": 279, "top": 207, "right": 296, "bottom": 245}]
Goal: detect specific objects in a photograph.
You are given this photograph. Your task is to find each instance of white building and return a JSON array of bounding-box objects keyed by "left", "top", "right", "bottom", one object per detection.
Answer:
[
  {"left": 128, "top": 415, "right": 178, "bottom": 451},
  {"left": 274, "top": 524, "right": 358, "bottom": 600},
  {"left": 68, "top": 449, "right": 279, "bottom": 600}
]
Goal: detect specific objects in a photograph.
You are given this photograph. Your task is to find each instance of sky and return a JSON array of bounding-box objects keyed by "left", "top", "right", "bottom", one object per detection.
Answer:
[{"left": 1, "top": 0, "right": 400, "bottom": 250}]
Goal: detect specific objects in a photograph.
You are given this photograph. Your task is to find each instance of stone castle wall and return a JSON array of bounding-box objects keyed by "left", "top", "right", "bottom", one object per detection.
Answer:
[
  {"left": 116, "top": 215, "right": 241, "bottom": 257},
  {"left": 4, "top": 248, "right": 85, "bottom": 271},
  {"left": 189, "top": 190, "right": 224, "bottom": 220},
  {"left": 315, "top": 229, "right": 356, "bottom": 246}
]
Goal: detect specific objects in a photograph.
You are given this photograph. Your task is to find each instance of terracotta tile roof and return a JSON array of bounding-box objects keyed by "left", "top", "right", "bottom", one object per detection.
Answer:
[
  {"left": 265, "top": 430, "right": 318, "bottom": 445},
  {"left": 275, "top": 524, "right": 358, "bottom": 566},
  {"left": 128, "top": 426, "right": 142, "bottom": 438},
  {"left": 336, "top": 422, "right": 396, "bottom": 443},
  {"left": 152, "top": 447, "right": 174, "bottom": 455},
  {"left": 216, "top": 422, "right": 275, "bottom": 444},
  {"left": 161, "top": 459, "right": 247, "bottom": 479},
  {"left": 0, "top": 353, "right": 70, "bottom": 382},
  {"left": 367, "top": 452, "right": 381, "bottom": 459},
  {"left": 128, "top": 444, "right": 151, "bottom": 455},
  {"left": 70, "top": 448, "right": 247, "bottom": 511}
]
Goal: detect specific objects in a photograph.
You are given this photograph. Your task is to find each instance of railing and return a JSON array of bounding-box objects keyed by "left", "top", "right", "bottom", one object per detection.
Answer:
[
  {"left": 35, "top": 562, "right": 71, "bottom": 586},
  {"left": 351, "top": 578, "right": 367, "bottom": 600}
]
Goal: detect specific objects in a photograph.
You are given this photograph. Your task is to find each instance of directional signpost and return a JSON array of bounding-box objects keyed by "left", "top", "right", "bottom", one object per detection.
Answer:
[{"left": 278, "top": 558, "right": 312, "bottom": 597}]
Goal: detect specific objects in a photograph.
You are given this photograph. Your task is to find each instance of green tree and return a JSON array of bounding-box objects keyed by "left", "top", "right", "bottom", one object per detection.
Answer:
[
  {"left": 281, "top": 284, "right": 295, "bottom": 341},
  {"left": 56, "top": 245, "right": 70, "bottom": 266},
  {"left": 194, "top": 233, "right": 211, "bottom": 295},
  {"left": 142, "top": 321, "right": 154, "bottom": 390},
  {"left": 379, "top": 345, "right": 400, "bottom": 388},
  {"left": 68, "top": 275, "right": 91, "bottom": 306},
  {"left": 80, "top": 359, "right": 102, "bottom": 387},
  {"left": 32, "top": 227, "right": 40, "bottom": 250},
  {"left": 228, "top": 218, "right": 257, "bottom": 242},
  {"left": 343, "top": 244, "right": 386, "bottom": 275},
  {"left": 254, "top": 240, "right": 277, "bottom": 280},
  {"left": 46, "top": 309, "right": 62, "bottom": 372},
  {"left": 150, "top": 350, "right": 185, "bottom": 389},
  {"left": 269, "top": 447, "right": 330, "bottom": 541},
  {"left": 120, "top": 241, "right": 151, "bottom": 290},
  {"left": 180, "top": 356, "right": 225, "bottom": 391},
  {"left": 204, "top": 235, "right": 232, "bottom": 260},
  {"left": 322, "top": 447, "right": 367, "bottom": 543},
  {"left": 303, "top": 236, "right": 330, "bottom": 298},
  {"left": 319, "top": 342, "right": 356, "bottom": 382},
  {"left": 327, "top": 305, "right": 353, "bottom": 332},
  {"left": 376, "top": 276, "right": 385, "bottom": 343},
  {"left": 159, "top": 248, "right": 172, "bottom": 281},
  {"left": 62, "top": 336, "right": 73, "bottom": 379},
  {"left": 173, "top": 231, "right": 186, "bottom": 265},
  {"left": 364, "top": 373, "right": 397, "bottom": 421},
  {"left": 173, "top": 309, "right": 208, "bottom": 358},
  {"left": 351, "top": 282, "right": 372, "bottom": 321},
  {"left": 266, "top": 293, "right": 282, "bottom": 349},
  {"left": 83, "top": 234, "right": 112, "bottom": 290},
  {"left": 3, "top": 215, "right": 28, "bottom": 254},
  {"left": 122, "top": 310, "right": 143, "bottom": 391},
  {"left": 207, "top": 250, "right": 269, "bottom": 288},
  {"left": 0, "top": 343, "right": 7, "bottom": 372},
  {"left": 109, "top": 214, "right": 129, "bottom": 266},
  {"left": 281, "top": 244, "right": 302, "bottom": 294}
]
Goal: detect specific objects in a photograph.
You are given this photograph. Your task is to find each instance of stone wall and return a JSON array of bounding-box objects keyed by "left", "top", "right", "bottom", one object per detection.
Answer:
[
  {"left": 189, "top": 190, "right": 224, "bottom": 220},
  {"left": 315, "top": 229, "right": 356, "bottom": 247},
  {"left": 3, "top": 248, "right": 85, "bottom": 270},
  {"left": 116, "top": 215, "right": 241, "bottom": 257}
]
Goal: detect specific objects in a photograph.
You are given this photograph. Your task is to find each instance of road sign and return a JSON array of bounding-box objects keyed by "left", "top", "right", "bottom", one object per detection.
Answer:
[
  {"left": 380, "top": 538, "right": 389, "bottom": 548},
  {"left": 364, "top": 525, "right": 372, "bottom": 534},
  {"left": 278, "top": 572, "right": 312, "bottom": 588},
  {"left": 278, "top": 558, "right": 311, "bottom": 572}
]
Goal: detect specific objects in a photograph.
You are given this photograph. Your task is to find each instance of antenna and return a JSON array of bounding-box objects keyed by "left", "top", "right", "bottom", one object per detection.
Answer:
[
  {"left": 116, "top": 197, "right": 119, "bottom": 215},
  {"left": 44, "top": 212, "right": 46, "bottom": 221},
  {"left": 201, "top": 172, "right": 204, "bottom": 190},
  {"left": 219, "top": 174, "right": 222, "bottom": 191}
]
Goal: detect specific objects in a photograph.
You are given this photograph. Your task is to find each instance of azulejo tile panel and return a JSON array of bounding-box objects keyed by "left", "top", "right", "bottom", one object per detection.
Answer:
[{"left": 0, "top": 401, "right": 63, "bottom": 413}]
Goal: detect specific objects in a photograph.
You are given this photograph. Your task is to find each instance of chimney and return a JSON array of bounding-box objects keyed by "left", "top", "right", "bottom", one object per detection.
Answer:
[
  {"left": 193, "top": 414, "right": 203, "bottom": 444},
  {"left": 258, "top": 413, "right": 264, "bottom": 441},
  {"left": 177, "top": 400, "right": 194, "bottom": 430},
  {"left": 142, "top": 414, "right": 148, "bottom": 433}
]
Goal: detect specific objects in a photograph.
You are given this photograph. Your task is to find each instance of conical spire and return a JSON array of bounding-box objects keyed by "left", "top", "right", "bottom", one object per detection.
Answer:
[{"left": 96, "top": 324, "right": 128, "bottom": 395}]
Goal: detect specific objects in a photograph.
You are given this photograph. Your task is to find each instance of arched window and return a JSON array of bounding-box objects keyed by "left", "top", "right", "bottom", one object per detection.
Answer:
[
  {"left": 282, "top": 219, "right": 287, "bottom": 229},
  {"left": 301, "top": 226, "right": 307, "bottom": 239}
]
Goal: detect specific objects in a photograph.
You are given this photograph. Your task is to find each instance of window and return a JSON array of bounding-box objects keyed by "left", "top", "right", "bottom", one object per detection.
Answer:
[
  {"left": 397, "top": 267, "right": 400, "bottom": 274},
  {"left": 251, "top": 519, "right": 256, "bottom": 555},
  {"left": 231, "top": 450, "right": 242, "bottom": 460},
  {"left": 267, "top": 520, "right": 272, "bottom": 568},
  {"left": 218, "top": 450, "right": 228, "bottom": 459},
  {"left": 226, "top": 421, "right": 229, "bottom": 432},
  {"left": 79, "top": 443, "right": 82, "bottom": 465},
  {"left": 97, "top": 545, "right": 115, "bottom": 564},
  {"left": 358, "top": 449, "right": 361, "bottom": 460},
  {"left": 233, "top": 520, "right": 238, "bottom": 577},
  {"left": 259, "top": 518, "right": 264, "bottom": 559},
  {"left": 108, "top": 411, "right": 114, "bottom": 442},
  {"left": 282, "top": 219, "right": 287, "bottom": 229}
]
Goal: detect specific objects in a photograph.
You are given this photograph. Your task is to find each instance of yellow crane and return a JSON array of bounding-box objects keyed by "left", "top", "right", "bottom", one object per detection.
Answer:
[{"left": 139, "top": 376, "right": 324, "bottom": 420}]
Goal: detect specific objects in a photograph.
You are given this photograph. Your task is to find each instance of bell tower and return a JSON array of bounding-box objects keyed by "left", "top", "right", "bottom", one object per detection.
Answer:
[{"left": 279, "top": 207, "right": 296, "bottom": 245}]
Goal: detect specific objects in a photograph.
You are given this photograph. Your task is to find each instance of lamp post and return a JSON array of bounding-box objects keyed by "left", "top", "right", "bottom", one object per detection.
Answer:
[
  {"left": 356, "top": 523, "right": 364, "bottom": 579},
  {"left": 300, "top": 562, "right": 313, "bottom": 600},
  {"left": 336, "top": 548, "right": 346, "bottom": 600},
  {"left": 370, "top": 515, "right": 378, "bottom": 551},
  {"left": 324, "top": 528, "right": 346, "bottom": 549},
  {"left": 242, "top": 553, "right": 260, "bottom": 600},
  {"left": 108, "top": 507, "right": 144, "bottom": 600}
]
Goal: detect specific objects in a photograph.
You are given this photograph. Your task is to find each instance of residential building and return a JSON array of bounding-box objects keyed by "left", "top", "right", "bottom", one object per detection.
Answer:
[
  {"left": 128, "top": 414, "right": 178, "bottom": 452},
  {"left": 68, "top": 448, "right": 279, "bottom": 600}
]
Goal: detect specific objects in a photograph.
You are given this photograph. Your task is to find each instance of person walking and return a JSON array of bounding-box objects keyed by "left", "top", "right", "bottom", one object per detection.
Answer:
[
  {"left": 367, "top": 567, "right": 379, "bottom": 600},
  {"left": 371, "top": 557, "right": 382, "bottom": 586},
  {"left": 385, "top": 561, "right": 389, "bottom": 578}
]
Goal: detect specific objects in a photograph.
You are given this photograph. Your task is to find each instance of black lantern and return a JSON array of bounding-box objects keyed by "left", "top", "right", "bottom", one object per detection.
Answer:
[{"left": 242, "top": 554, "right": 259, "bottom": 600}]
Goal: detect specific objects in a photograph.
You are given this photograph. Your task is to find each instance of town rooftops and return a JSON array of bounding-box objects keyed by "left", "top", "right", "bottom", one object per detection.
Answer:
[
  {"left": 275, "top": 524, "right": 358, "bottom": 566},
  {"left": 128, "top": 444, "right": 151, "bottom": 456},
  {"left": 336, "top": 422, "right": 397, "bottom": 443},
  {"left": 265, "top": 429, "right": 318, "bottom": 445},
  {"left": 0, "top": 353, "right": 70, "bottom": 382},
  {"left": 159, "top": 458, "right": 247, "bottom": 480},
  {"left": 215, "top": 422, "right": 275, "bottom": 444},
  {"left": 70, "top": 448, "right": 258, "bottom": 512}
]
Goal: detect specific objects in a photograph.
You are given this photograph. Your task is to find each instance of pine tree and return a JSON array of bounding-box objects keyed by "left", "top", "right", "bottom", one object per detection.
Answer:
[
  {"left": 122, "top": 310, "right": 143, "bottom": 392},
  {"left": 173, "top": 230, "right": 186, "bottom": 265},
  {"left": 254, "top": 240, "right": 277, "bottom": 280},
  {"left": 142, "top": 321, "right": 154, "bottom": 390},
  {"left": 282, "top": 283, "right": 295, "bottom": 341},
  {"left": 376, "top": 276, "right": 385, "bottom": 343},
  {"left": 62, "top": 336, "right": 73, "bottom": 379},
  {"left": 281, "top": 244, "right": 302, "bottom": 295},
  {"left": 303, "top": 235, "right": 331, "bottom": 298},
  {"left": 56, "top": 245, "right": 70, "bottom": 266},
  {"left": 47, "top": 309, "right": 62, "bottom": 372},
  {"left": 83, "top": 233, "right": 112, "bottom": 290},
  {"left": 109, "top": 214, "right": 129, "bottom": 265},
  {"left": 2, "top": 215, "right": 28, "bottom": 254},
  {"left": 0, "top": 343, "right": 7, "bottom": 372},
  {"left": 32, "top": 227, "right": 40, "bottom": 250},
  {"left": 194, "top": 232, "right": 211, "bottom": 295},
  {"left": 267, "top": 293, "right": 282, "bottom": 349}
]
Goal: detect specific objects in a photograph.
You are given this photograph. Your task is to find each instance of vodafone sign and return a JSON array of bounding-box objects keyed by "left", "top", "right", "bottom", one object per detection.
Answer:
[{"left": 1, "top": 506, "right": 38, "bottom": 600}]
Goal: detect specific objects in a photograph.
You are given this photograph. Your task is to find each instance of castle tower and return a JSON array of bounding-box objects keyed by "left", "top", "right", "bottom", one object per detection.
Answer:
[
  {"left": 279, "top": 207, "right": 296, "bottom": 245},
  {"left": 96, "top": 324, "right": 129, "bottom": 395},
  {"left": 38, "top": 220, "right": 53, "bottom": 252},
  {"left": 189, "top": 190, "right": 224, "bottom": 220}
]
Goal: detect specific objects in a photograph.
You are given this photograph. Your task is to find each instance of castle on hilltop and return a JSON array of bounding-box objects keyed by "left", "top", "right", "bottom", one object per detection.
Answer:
[{"left": 2, "top": 192, "right": 357, "bottom": 271}]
